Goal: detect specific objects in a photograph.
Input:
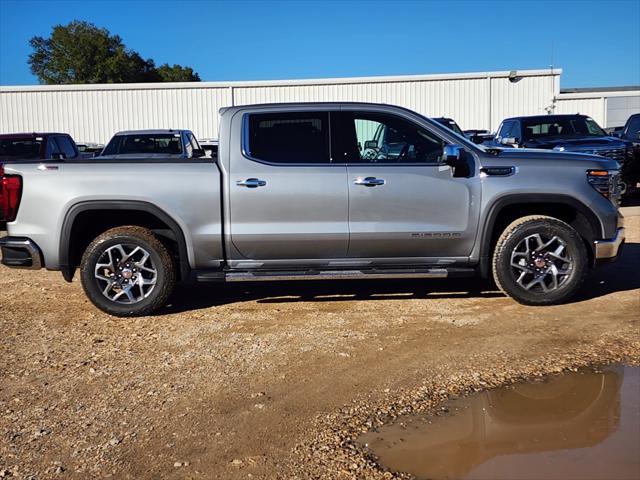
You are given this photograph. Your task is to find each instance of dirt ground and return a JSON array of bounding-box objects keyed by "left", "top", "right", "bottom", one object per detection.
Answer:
[{"left": 1, "top": 213, "right": 639, "bottom": 479}]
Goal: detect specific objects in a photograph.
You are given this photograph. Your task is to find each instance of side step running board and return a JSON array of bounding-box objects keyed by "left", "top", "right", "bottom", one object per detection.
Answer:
[{"left": 195, "top": 267, "right": 475, "bottom": 283}]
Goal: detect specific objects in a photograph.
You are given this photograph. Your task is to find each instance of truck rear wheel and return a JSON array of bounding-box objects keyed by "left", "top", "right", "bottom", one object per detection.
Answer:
[
  {"left": 80, "top": 226, "right": 176, "bottom": 317},
  {"left": 492, "top": 216, "right": 588, "bottom": 305}
]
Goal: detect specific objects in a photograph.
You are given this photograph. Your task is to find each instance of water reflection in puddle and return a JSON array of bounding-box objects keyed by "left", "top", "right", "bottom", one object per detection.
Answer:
[{"left": 359, "top": 365, "right": 640, "bottom": 480}]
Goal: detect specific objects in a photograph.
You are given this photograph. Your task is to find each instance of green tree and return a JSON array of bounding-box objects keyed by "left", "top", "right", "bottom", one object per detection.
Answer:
[
  {"left": 156, "top": 63, "right": 201, "bottom": 82},
  {"left": 28, "top": 21, "right": 200, "bottom": 84}
]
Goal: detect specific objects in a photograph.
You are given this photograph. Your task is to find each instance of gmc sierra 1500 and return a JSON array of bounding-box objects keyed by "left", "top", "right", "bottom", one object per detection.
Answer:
[{"left": 0, "top": 103, "right": 625, "bottom": 316}]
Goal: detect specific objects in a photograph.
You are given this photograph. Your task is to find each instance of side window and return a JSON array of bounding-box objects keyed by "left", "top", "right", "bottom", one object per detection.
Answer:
[
  {"left": 627, "top": 116, "right": 640, "bottom": 138},
  {"left": 246, "top": 111, "right": 330, "bottom": 164},
  {"left": 497, "top": 121, "right": 513, "bottom": 140},
  {"left": 45, "top": 137, "right": 59, "bottom": 158},
  {"left": 183, "top": 132, "right": 193, "bottom": 157},
  {"left": 334, "top": 111, "right": 444, "bottom": 164},
  {"left": 55, "top": 136, "right": 77, "bottom": 159},
  {"left": 188, "top": 133, "right": 200, "bottom": 151},
  {"left": 511, "top": 121, "right": 522, "bottom": 141}
]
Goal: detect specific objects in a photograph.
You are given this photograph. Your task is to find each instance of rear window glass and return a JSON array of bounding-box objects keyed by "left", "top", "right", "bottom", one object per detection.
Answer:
[
  {"left": 0, "top": 139, "right": 42, "bottom": 159},
  {"left": 246, "top": 112, "right": 330, "bottom": 164},
  {"left": 102, "top": 134, "right": 183, "bottom": 156}
]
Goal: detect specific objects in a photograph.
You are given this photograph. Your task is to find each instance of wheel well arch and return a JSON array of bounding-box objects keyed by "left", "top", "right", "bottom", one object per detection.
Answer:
[
  {"left": 479, "top": 195, "right": 602, "bottom": 278},
  {"left": 59, "top": 201, "right": 190, "bottom": 282}
]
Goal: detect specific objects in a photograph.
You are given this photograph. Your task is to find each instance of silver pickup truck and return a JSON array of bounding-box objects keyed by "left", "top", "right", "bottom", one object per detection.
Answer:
[{"left": 0, "top": 103, "right": 625, "bottom": 316}]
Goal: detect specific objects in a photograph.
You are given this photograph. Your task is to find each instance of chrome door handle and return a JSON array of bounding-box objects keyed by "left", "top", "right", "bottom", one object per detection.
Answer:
[
  {"left": 236, "top": 178, "right": 267, "bottom": 188},
  {"left": 354, "top": 177, "right": 385, "bottom": 187}
]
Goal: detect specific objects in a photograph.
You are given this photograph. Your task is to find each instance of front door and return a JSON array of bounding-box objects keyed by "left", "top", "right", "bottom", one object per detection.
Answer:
[
  {"left": 227, "top": 110, "right": 349, "bottom": 266},
  {"left": 333, "top": 110, "right": 480, "bottom": 262}
]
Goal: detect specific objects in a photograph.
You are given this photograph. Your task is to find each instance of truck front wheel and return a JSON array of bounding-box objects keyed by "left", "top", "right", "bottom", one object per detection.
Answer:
[
  {"left": 492, "top": 216, "right": 588, "bottom": 305},
  {"left": 80, "top": 226, "right": 176, "bottom": 317}
]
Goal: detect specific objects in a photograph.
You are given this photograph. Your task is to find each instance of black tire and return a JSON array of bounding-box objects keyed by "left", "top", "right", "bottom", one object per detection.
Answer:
[
  {"left": 492, "top": 215, "right": 588, "bottom": 305},
  {"left": 80, "top": 226, "right": 176, "bottom": 317}
]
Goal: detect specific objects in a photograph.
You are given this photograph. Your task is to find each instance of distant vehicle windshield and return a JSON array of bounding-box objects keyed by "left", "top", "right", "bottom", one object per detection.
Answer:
[
  {"left": 433, "top": 118, "right": 464, "bottom": 136},
  {"left": 522, "top": 117, "right": 606, "bottom": 141},
  {"left": 102, "top": 134, "right": 182, "bottom": 156},
  {"left": 0, "top": 139, "right": 42, "bottom": 160}
]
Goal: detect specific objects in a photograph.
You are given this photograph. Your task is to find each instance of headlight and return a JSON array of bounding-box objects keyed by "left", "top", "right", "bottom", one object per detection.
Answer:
[{"left": 587, "top": 169, "right": 622, "bottom": 205}]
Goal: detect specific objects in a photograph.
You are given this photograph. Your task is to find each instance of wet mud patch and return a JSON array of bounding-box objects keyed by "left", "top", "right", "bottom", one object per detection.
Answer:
[{"left": 359, "top": 365, "right": 640, "bottom": 480}]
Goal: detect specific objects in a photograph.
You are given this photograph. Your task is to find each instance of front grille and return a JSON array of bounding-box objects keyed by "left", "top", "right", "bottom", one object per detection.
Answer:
[{"left": 580, "top": 148, "right": 626, "bottom": 162}]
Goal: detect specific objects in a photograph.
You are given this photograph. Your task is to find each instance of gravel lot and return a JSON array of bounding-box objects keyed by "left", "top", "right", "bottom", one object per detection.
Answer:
[{"left": 1, "top": 212, "right": 639, "bottom": 479}]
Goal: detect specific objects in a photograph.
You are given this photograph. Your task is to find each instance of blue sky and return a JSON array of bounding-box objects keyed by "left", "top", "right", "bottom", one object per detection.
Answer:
[{"left": 1, "top": 0, "right": 639, "bottom": 87}]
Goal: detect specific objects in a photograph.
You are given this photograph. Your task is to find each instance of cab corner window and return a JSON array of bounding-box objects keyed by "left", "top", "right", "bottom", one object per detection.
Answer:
[
  {"left": 334, "top": 111, "right": 444, "bottom": 164},
  {"left": 246, "top": 112, "right": 330, "bottom": 164}
]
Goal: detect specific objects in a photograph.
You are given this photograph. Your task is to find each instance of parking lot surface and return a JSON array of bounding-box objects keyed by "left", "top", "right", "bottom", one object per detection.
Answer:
[{"left": 1, "top": 212, "right": 639, "bottom": 479}]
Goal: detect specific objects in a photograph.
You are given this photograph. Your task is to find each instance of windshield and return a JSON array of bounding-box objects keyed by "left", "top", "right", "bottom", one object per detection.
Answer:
[
  {"left": 0, "top": 139, "right": 42, "bottom": 159},
  {"left": 522, "top": 117, "right": 606, "bottom": 141},
  {"left": 102, "top": 134, "right": 182, "bottom": 156}
]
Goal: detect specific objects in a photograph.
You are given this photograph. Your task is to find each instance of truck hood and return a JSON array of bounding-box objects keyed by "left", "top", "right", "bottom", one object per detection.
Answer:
[
  {"left": 522, "top": 136, "right": 628, "bottom": 151},
  {"left": 485, "top": 147, "right": 620, "bottom": 170}
]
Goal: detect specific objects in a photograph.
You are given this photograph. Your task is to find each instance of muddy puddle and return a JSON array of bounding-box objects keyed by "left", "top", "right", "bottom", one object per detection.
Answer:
[{"left": 359, "top": 365, "right": 640, "bottom": 480}]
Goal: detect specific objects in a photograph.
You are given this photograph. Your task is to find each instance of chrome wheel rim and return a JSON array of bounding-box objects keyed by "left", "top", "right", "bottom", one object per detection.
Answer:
[
  {"left": 510, "top": 233, "right": 573, "bottom": 293},
  {"left": 94, "top": 244, "right": 157, "bottom": 304}
]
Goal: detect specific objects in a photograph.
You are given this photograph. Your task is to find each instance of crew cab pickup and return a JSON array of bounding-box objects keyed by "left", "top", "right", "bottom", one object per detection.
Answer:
[{"left": 0, "top": 103, "right": 625, "bottom": 316}]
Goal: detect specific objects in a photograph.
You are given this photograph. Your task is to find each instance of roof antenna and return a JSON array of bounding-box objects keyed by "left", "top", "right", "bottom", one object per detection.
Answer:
[{"left": 545, "top": 40, "right": 556, "bottom": 114}]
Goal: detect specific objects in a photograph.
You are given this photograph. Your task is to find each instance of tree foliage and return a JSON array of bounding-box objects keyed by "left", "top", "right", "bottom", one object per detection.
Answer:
[{"left": 28, "top": 21, "right": 200, "bottom": 84}]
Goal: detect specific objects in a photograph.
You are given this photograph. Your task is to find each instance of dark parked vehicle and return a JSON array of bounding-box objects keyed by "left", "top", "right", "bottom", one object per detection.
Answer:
[
  {"left": 0, "top": 132, "right": 81, "bottom": 162},
  {"left": 612, "top": 113, "right": 640, "bottom": 191},
  {"left": 0, "top": 133, "right": 81, "bottom": 225},
  {"left": 76, "top": 142, "right": 105, "bottom": 156},
  {"left": 432, "top": 117, "right": 464, "bottom": 136},
  {"left": 493, "top": 114, "right": 634, "bottom": 191}
]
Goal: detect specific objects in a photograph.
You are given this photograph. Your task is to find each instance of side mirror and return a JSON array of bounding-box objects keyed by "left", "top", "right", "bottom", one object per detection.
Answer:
[
  {"left": 443, "top": 145, "right": 466, "bottom": 167},
  {"left": 610, "top": 131, "right": 622, "bottom": 138},
  {"left": 501, "top": 137, "right": 518, "bottom": 147},
  {"left": 471, "top": 135, "right": 484, "bottom": 144},
  {"left": 364, "top": 140, "right": 378, "bottom": 150},
  {"left": 192, "top": 148, "right": 206, "bottom": 158}
]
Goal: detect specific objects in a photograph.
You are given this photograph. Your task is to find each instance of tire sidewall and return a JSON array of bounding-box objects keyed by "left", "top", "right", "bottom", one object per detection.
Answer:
[
  {"left": 81, "top": 232, "right": 170, "bottom": 316},
  {"left": 495, "top": 220, "right": 587, "bottom": 305}
]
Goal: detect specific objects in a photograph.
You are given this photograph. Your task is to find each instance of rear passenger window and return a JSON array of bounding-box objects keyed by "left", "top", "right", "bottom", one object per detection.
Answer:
[{"left": 246, "top": 112, "right": 330, "bottom": 164}]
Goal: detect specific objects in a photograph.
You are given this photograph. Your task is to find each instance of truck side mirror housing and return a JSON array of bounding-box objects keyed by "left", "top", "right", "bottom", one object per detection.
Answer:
[
  {"left": 443, "top": 145, "right": 465, "bottom": 167},
  {"left": 364, "top": 140, "right": 378, "bottom": 150},
  {"left": 192, "top": 148, "right": 206, "bottom": 158},
  {"left": 501, "top": 137, "right": 518, "bottom": 147},
  {"left": 471, "top": 135, "right": 484, "bottom": 144}
]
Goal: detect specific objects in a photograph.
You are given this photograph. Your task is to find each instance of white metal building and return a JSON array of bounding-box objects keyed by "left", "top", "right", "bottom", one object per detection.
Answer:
[
  {"left": 555, "top": 87, "right": 640, "bottom": 128},
  {"left": 0, "top": 68, "right": 637, "bottom": 144}
]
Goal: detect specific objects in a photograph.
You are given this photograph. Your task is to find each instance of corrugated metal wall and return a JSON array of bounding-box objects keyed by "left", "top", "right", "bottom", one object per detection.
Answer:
[
  {"left": 0, "top": 69, "right": 562, "bottom": 144},
  {"left": 554, "top": 91, "right": 640, "bottom": 127}
]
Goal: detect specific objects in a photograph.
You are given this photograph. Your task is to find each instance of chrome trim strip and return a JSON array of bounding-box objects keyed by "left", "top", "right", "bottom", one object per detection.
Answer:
[
  {"left": 594, "top": 227, "right": 625, "bottom": 259},
  {"left": 225, "top": 268, "right": 456, "bottom": 282},
  {"left": 0, "top": 237, "right": 43, "bottom": 269}
]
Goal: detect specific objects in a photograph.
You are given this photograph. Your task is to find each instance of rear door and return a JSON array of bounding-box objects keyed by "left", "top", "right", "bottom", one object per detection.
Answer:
[
  {"left": 334, "top": 109, "right": 481, "bottom": 262},
  {"left": 226, "top": 109, "right": 349, "bottom": 266}
]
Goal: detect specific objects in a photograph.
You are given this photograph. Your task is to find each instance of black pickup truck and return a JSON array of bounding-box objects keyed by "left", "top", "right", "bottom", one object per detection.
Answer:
[{"left": 492, "top": 114, "right": 635, "bottom": 193}]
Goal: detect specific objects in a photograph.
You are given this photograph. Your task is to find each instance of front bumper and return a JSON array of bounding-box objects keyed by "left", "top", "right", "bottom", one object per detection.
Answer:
[
  {"left": 594, "top": 227, "right": 625, "bottom": 262},
  {"left": 0, "top": 237, "right": 43, "bottom": 269}
]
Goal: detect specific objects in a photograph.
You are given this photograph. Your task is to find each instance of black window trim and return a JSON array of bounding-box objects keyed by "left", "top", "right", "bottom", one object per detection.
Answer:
[{"left": 241, "top": 110, "right": 453, "bottom": 168}]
